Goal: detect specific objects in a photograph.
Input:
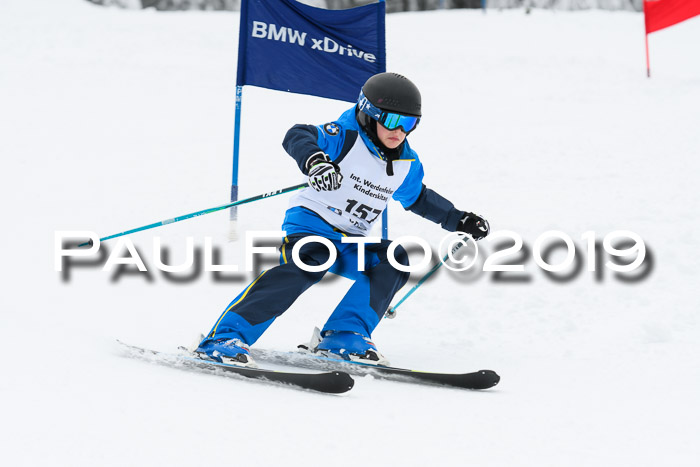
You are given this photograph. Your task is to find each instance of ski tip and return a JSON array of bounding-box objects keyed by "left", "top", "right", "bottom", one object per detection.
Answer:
[
  {"left": 326, "top": 371, "right": 355, "bottom": 394},
  {"left": 477, "top": 370, "right": 500, "bottom": 389}
]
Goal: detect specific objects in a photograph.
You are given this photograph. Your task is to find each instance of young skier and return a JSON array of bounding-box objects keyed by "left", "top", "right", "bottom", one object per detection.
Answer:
[{"left": 195, "top": 72, "right": 490, "bottom": 367}]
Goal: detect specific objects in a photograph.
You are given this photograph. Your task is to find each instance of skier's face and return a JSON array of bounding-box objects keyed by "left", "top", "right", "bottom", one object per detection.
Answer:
[{"left": 376, "top": 123, "right": 406, "bottom": 149}]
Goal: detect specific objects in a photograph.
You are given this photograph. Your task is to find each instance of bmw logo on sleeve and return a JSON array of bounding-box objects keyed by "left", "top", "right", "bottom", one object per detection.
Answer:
[{"left": 323, "top": 123, "right": 340, "bottom": 136}]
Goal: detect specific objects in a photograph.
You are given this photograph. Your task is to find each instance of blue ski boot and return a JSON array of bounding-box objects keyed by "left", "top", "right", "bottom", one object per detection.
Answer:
[
  {"left": 300, "top": 328, "right": 390, "bottom": 366},
  {"left": 194, "top": 337, "right": 257, "bottom": 368}
]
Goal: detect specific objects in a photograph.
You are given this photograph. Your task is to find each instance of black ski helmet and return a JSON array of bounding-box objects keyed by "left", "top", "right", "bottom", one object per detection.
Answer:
[
  {"left": 356, "top": 73, "right": 422, "bottom": 138},
  {"left": 361, "top": 72, "right": 422, "bottom": 117},
  {"left": 355, "top": 73, "right": 421, "bottom": 176}
]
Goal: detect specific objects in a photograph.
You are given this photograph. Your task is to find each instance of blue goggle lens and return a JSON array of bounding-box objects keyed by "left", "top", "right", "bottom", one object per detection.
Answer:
[
  {"left": 358, "top": 90, "right": 420, "bottom": 133},
  {"left": 379, "top": 112, "right": 420, "bottom": 133}
]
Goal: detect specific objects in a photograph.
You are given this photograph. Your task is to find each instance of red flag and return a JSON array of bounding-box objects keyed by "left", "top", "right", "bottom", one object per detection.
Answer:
[{"left": 644, "top": 0, "right": 700, "bottom": 34}]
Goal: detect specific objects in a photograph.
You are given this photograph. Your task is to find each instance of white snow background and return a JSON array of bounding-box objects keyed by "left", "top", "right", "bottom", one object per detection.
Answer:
[{"left": 1, "top": 0, "right": 699, "bottom": 465}]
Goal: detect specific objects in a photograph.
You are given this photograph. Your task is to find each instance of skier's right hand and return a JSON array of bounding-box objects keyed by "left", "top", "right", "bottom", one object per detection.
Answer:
[
  {"left": 306, "top": 151, "right": 343, "bottom": 191},
  {"left": 457, "top": 212, "right": 490, "bottom": 241}
]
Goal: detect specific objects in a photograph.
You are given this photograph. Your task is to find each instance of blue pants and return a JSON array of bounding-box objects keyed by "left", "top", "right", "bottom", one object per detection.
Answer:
[{"left": 202, "top": 227, "right": 410, "bottom": 346}]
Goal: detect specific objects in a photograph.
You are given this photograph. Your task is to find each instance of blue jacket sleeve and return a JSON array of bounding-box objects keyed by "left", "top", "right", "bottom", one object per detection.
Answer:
[
  {"left": 393, "top": 158, "right": 424, "bottom": 208},
  {"left": 282, "top": 123, "right": 346, "bottom": 174},
  {"left": 405, "top": 184, "right": 465, "bottom": 231},
  {"left": 393, "top": 147, "right": 464, "bottom": 231}
]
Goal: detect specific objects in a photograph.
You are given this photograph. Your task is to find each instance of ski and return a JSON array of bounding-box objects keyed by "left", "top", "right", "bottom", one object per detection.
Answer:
[
  {"left": 117, "top": 341, "right": 354, "bottom": 394},
  {"left": 250, "top": 348, "right": 500, "bottom": 390}
]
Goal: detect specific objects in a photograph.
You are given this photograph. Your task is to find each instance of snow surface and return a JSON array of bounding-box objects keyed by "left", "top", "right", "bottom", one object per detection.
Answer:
[{"left": 2, "top": 0, "right": 700, "bottom": 465}]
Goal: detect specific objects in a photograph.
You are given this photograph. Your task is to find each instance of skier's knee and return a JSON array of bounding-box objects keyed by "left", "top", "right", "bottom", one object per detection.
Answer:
[
  {"left": 286, "top": 235, "right": 338, "bottom": 274},
  {"left": 391, "top": 244, "right": 410, "bottom": 270}
]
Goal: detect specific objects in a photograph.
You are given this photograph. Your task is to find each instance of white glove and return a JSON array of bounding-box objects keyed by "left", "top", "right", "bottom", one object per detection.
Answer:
[{"left": 306, "top": 152, "right": 343, "bottom": 191}]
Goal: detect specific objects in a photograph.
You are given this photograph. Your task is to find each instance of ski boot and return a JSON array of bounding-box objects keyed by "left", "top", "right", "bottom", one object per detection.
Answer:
[
  {"left": 299, "top": 327, "right": 390, "bottom": 366},
  {"left": 194, "top": 337, "right": 258, "bottom": 368}
]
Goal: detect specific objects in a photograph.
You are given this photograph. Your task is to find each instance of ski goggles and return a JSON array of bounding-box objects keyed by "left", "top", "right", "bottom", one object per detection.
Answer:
[{"left": 357, "top": 91, "right": 420, "bottom": 133}]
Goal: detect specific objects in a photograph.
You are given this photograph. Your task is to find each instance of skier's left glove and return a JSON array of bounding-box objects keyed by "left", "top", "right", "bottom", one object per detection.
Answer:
[
  {"left": 456, "top": 212, "right": 490, "bottom": 241},
  {"left": 306, "top": 151, "right": 343, "bottom": 192}
]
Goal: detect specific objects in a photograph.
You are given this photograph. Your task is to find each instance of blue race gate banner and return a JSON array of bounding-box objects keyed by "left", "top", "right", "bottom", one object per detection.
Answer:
[{"left": 236, "top": 0, "right": 386, "bottom": 102}]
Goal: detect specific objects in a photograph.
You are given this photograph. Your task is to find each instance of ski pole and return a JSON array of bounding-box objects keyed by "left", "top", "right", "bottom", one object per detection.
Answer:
[
  {"left": 78, "top": 183, "right": 308, "bottom": 247},
  {"left": 385, "top": 235, "right": 470, "bottom": 319}
]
